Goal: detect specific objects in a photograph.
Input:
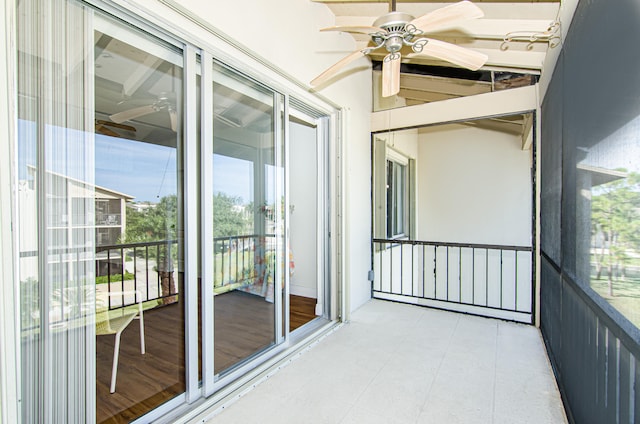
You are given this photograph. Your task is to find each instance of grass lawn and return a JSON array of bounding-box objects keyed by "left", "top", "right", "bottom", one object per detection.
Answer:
[{"left": 591, "top": 276, "right": 640, "bottom": 328}]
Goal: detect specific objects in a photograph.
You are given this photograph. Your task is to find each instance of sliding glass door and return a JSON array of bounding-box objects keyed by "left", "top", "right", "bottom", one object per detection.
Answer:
[
  {"left": 288, "top": 111, "right": 330, "bottom": 332},
  {"left": 92, "top": 14, "right": 186, "bottom": 423},
  {"left": 14, "top": 1, "right": 334, "bottom": 421},
  {"left": 209, "top": 62, "right": 285, "bottom": 377}
]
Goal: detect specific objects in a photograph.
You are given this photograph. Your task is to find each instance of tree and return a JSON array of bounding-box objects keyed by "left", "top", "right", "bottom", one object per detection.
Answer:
[
  {"left": 122, "top": 195, "right": 178, "bottom": 304},
  {"left": 213, "top": 192, "right": 252, "bottom": 238},
  {"left": 122, "top": 195, "right": 177, "bottom": 243},
  {"left": 591, "top": 172, "right": 640, "bottom": 296}
]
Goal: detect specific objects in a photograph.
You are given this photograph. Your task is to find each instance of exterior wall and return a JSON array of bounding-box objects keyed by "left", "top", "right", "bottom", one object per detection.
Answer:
[{"left": 417, "top": 124, "right": 532, "bottom": 246}]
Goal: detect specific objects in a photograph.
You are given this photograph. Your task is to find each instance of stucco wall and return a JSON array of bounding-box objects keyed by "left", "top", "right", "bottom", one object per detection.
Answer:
[{"left": 417, "top": 124, "right": 532, "bottom": 247}]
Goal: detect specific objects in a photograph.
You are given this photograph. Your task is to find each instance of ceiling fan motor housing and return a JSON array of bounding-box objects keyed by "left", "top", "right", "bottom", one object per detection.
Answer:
[
  {"left": 372, "top": 12, "right": 417, "bottom": 53},
  {"left": 373, "top": 11, "right": 414, "bottom": 32}
]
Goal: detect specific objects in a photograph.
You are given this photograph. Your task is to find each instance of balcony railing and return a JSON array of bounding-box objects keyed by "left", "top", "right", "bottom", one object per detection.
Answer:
[
  {"left": 95, "top": 213, "right": 121, "bottom": 226},
  {"left": 213, "top": 234, "right": 278, "bottom": 295},
  {"left": 373, "top": 238, "right": 533, "bottom": 322},
  {"left": 19, "top": 234, "right": 281, "bottom": 328},
  {"left": 96, "top": 240, "right": 179, "bottom": 310}
]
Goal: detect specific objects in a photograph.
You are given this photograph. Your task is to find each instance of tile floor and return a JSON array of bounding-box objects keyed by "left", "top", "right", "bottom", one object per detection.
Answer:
[{"left": 206, "top": 299, "right": 567, "bottom": 424}]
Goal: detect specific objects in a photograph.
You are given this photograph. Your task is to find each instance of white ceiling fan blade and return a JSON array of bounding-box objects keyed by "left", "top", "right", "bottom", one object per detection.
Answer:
[
  {"left": 168, "top": 109, "right": 177, "bottom": 132},
  {"left": 311, "top": 49, "right": 367, "bottom": 87},
  {"left": 409, "top": 1, "right": 484, "bottom": 33},
  {"left": 110, "top": 104, "right": 156, "bottom": 124},
  {"left": 410, "top": 38, "right": 487, "bottom": 71},
  {"left": 320, "top": 25, "right": 385, "bottom": 35},
  {"left": 382, "top": 54, "right": 401, "bottom": 98}
]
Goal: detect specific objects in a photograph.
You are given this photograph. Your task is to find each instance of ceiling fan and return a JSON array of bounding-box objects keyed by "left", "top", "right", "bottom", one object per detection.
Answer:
[
  {"left": 109, "top": 92, "right": 178, "bottom": 132},
  {"left": 311, "top": 0, "right": 488, "bottom": 97}
]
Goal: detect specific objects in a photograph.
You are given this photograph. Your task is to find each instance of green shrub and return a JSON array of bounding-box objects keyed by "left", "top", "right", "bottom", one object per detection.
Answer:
[{"left": 95, "top": 272, "right": 135, "bottom": 285}]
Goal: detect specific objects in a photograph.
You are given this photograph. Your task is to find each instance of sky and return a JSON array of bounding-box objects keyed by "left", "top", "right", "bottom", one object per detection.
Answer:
[
  {"left": 18, "top": 120, "right": 282, "bottom": 204},
  {"left": 95, "top": 135, "right": 177, "bottom": 201}
]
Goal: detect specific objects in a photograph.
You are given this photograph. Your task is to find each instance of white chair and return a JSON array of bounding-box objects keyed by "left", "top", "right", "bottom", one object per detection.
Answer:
[{"left": 96, "top": 290, "right": 145, "bottom": 393}]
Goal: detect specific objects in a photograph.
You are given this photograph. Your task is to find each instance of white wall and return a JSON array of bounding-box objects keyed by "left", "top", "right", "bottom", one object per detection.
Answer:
[
  {"left": 126, "top": 0, "right": 373, "bottom": 314},
  {"left": 417, "top": 124, "right": 532, "bottom": 247}
]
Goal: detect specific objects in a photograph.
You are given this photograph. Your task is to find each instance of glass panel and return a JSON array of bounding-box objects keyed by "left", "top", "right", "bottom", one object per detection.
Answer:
[
  {"left": 212, "top": 62, "right": 283, "bottom": 376},
  {"left": 386, "top": 160, "right": 406, "bottom": 238},
  {"left": 93, "top": 13, "right": 185, "bottom": 422},
  {"left": 289, "top": 117, "right": 320, "bottom": 330}
]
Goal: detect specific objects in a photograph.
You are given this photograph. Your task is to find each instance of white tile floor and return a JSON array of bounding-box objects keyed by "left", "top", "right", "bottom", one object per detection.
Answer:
[{"left": 206, "top": 299, "right": 567, "bottom": 424}]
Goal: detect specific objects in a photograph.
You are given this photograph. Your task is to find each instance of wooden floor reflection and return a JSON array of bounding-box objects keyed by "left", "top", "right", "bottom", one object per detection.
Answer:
[{"left": 97, "top": 292, "right": 316, "bottom": 423}]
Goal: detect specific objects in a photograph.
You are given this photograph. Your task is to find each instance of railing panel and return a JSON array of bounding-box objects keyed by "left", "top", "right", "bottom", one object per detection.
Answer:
[
  {"left": 516, "top": 250, "right": 533, "bottom": 312},
  {"left": 373, "top": 238, "right": 533, "bottom": 323},
  {"left": 460, "top": 248, "right": 474, "bottom": 305},
  {"left": 423, "top": 246, "right": 435, "bottom": 299},
  {"left": 473, "top": 249, "right": 488, "bottom": 307},
  {"left": 486, "top": 249, "right": 502, "bottom": 309},
  {"left": 96, "top": 239, "right": 180, "bottom": 310},
  {"left": 541, "top": 254, "right": 640, "bottom": 423}
]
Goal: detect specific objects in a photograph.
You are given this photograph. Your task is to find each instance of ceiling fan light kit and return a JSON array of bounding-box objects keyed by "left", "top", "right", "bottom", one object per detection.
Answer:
[{"left": 311, "top": 1, "right": 489, "bottom": 97}]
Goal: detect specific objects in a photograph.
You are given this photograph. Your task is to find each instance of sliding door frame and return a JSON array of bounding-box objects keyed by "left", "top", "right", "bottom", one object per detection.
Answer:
[{"left": 4, "top": 0, "right": 345, "bottom": 421}]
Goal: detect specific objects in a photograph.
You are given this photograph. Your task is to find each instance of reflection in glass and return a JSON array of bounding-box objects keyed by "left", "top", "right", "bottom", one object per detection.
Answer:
[
  {"left": 212, "top": 62, "right": 284, "bottom": 376},
  {"left": 289, "top": 118, "right": 323, "bottom": 331},
  {"left": 583, "top": 117, "right": 640, "bottom": 327},
  {"left": 93, "top": 15, "right": 185, "bottom": 423}
]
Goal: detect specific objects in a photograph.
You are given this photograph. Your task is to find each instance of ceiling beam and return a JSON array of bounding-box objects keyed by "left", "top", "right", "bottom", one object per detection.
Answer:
[
  {"left": 122, "top": 55, "right": 163, "bottom": 97},
  {"left": 397, "top": 88, "right": 459, "bottom": 102},
  {"left": 396, "top": 73, "right": 491, "bottom": 96},
  {"left": 372, "top": 84, "right": 537, "bottom": 132},
  {"left": 463, "top": 118, "right": 523, "bottom": 136},
  {"left": 335, "top": 17, "right": 556, "bottom": 41},
  {"left": 323, "top": 3, "right": 560, "bottom": 20}
]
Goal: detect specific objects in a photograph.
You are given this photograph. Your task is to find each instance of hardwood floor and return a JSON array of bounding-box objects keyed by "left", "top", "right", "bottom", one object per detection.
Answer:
[
  {"left": 96, "top": 303, "right": 185, "bottom": 424},
  {"left": 290, "top": 294, "right": 317, "bottom": 331},
  {"left": 214, "top": 290, "right": 275, "bottom": 373},
  {"left": 97, "top": 292, "right": 317, "bottom": 423}
]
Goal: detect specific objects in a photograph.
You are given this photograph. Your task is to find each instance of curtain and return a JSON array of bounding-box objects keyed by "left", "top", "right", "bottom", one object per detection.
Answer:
[{"left": 17, "top": 0, "right": 96, "bottom": 422}]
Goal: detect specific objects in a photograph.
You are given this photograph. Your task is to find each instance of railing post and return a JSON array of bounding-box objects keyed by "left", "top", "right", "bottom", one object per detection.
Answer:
[{"left": 107, "top": 248, "right": 112, "bottom": 310}]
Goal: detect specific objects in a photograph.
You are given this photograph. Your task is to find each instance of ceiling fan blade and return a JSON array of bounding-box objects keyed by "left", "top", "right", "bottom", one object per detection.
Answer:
[
  {"left": 95, "top": 124, "right": 120, "bottom": 138},
  {"left": 95, "top": 119, "right": 136, "bottom": 132},
  {"left": 381, "top": 54, "right": 401, "bottom": 98},
  {"left": 320, "top": 25, "right": 385, "bottom": 35},
  {"left": 410, "top": 38, "right": 487, "bottom": 71},
  {"left": 310, "top": 49, "right": 367, "bottom": 87},
  {"left": 168, "top": 109, "right": 178, "bottom": 132},
  {"left": 109, "top": 104, "right": 157, "bottom": 124},
  {"left": 409, "top": 1, "right": 484, "bottom": 33}
]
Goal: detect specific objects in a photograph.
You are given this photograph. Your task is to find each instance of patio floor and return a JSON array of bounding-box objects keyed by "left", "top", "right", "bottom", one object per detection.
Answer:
[{"left": 204, "top": 299, "right": 567, "bottom": 424}]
